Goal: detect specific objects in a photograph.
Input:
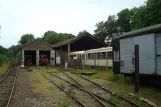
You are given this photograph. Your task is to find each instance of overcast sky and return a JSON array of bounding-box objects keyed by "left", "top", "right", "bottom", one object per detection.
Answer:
[{"left": 0, "top": 0, "right": 146, "bottom": 48}]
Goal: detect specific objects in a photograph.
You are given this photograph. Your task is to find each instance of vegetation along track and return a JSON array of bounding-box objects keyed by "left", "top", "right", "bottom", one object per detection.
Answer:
[
  {"left": 56, "top": 69, "right": 144, "bottom": 107},
  {"left": 48, "top": 69, "right": 120, "bottom": 107},
  {"left": 0, "top": 67, "right": 18, "bottom": 107},
  {"left": 36, "top": 67, "right": 113, "bottom": 107},
  {"left": 37, "top": 67, "right": 151, "bottom": 107},
  {"left": 68, "top": 70, "right": 156, "bottom": 107}
]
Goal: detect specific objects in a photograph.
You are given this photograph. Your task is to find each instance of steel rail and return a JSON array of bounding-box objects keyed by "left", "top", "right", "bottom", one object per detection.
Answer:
[
  {"left": 56, "top": 70, "right": 111, "bottom": 107},
  {"left": 50, "top": 73, "right": 119, "bottom": 107},
  {"left": 34, "top": 68, "right": 86, "bottom": 107},
  {"left": 0, "top": 68, "right": 11, "bottom": 82},
  {"left": 79, "top": 75, "right": 141, "bottom": 107},
  {"left": 6, "top": 67, "right": 18, "bottom": 107},
  {"left": 35, "top": 67, "right": 118, "bottom": 107}
]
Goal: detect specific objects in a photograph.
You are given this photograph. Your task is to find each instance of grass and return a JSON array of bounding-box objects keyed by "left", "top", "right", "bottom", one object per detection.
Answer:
[
  {"left": 62, "top": 67, "right": 126, "bottom": 83},
  {"left": 26, "top": 69, "right": 55, "bottom": 96},
  {"left": 35, "top": 66, "right": 161, "bottom": 106},
  {"left": 60, "top": 81, "right": 65, "bottom": 88},
  {"left": 110, "top": 96, "right": 120, "bottom": 105},
  {"left": 61, "top": 103, "right": 68, "bottom": 107},
  {"left": 0, "top": 64, "right": 8, "bottom": 76}
]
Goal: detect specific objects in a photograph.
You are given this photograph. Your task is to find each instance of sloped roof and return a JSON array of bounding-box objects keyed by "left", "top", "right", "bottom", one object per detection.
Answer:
[
  {"left": 22, "top": 39, "right": 53, "bottom": 48},
  {"left": 113, "top": 23, "right": 161, "bottom": 40},
  {"left": 53, "top": 33, "right": 106, "bottom": 48}
]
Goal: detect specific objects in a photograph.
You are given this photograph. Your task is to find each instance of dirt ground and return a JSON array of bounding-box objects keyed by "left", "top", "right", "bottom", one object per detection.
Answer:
[{"left": 10, "top": 67, "right": 79, "bottom": 107}]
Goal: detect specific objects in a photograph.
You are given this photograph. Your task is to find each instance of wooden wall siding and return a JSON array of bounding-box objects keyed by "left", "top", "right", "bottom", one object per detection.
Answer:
[{"left": 23, "top": 40, "right": 52, "bottom": 50}]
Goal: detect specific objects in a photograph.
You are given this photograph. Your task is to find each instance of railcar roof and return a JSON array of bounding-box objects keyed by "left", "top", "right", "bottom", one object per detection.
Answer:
[
  {"left": 86, "top": 47, "right": 112, "bottom": 53},
  {"left": 113, "top": 23, "right": 161, "bottom": 40},
  {"left": 70, "top": 51, "right": 85, "bottom": 55}
]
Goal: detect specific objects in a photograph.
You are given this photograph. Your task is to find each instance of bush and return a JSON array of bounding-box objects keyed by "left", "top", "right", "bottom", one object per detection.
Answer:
[{"left": 0, "top": 54, "right": 8, "bottom": 65}]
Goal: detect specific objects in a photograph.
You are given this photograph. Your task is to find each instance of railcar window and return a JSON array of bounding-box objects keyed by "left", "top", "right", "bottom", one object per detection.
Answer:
[
  {"left": 97, "top": 53, "right": 101, "bottom": 59},
  {"left": 107, "top": 52, "right": 113, "bottom": 59},
  {"left": 92, "top": 53, "right": 97, "bottom": 59},
  {"left": 88, "top": 53, "right": 92, "bottom": 59},
  {"left": 82, "top": 54, "right": 85, "bottom": 59},
  {"left": 102, "top": 52, "right": 106, "bottom": 59}
]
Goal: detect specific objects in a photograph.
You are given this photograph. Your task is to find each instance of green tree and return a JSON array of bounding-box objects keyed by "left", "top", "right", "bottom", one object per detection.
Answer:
[
  {"left": 42, "top": 31, "right": 75, "bottom": 45},
  {"left": 117, "top": 8, "right": 133, "bottom": 33},
  {"left": 77, "top": 30, "right": 89, "bottom": 36},
  {"left": 0, "top": 54, "right": 8, "bottom": 65},
  {"left": 144, "top": 0, "right": 161, "bottom": 26},
  {"left": 18, "top": 34, "right": 35, "bottom": 45},
  {"left": 94, "top": 15, "right": 119, "bottom": 45},
  {"left": 0, "top": 45, "right": 7, "bottom": 54},
  {"left": 6, "top": 45, "right": 20, "bottom": 59},
  {"left": 131, "top": 6, "right": 147, "bottom": 30}
]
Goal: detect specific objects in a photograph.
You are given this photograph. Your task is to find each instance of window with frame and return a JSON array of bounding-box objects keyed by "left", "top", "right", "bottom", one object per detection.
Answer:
[
  {"left": 102, "top": 52, "right": 106, "bottom": 59},
  {"left": 97, "top": 52, "right": 101, "bottom": 59},
  {"left": 107, "top": 52, "right": 112, "bottom": 59},
  {"left": 88, "top": 53, "right": 92, "bottom": 59}
]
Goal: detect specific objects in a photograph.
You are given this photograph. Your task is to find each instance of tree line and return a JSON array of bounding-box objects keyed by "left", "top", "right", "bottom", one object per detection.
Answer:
[
  {"left": 0, "top": 31, "right": 76, "bottom": 65},
  {"left": 94, "top": 0, "right": 161, "bottom": 45},
  {"left": 0, "top": 0, "right": 161, "bottom": 65}
]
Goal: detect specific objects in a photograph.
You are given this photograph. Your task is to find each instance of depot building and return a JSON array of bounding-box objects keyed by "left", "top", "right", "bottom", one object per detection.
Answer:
[{"left": 17, "top": 33, "right": 105, "bottom": 66}]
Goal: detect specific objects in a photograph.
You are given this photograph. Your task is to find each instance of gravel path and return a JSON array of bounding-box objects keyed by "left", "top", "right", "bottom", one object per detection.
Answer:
[{"left": 9, "top": 68, "right": 79, "bottom": 107}]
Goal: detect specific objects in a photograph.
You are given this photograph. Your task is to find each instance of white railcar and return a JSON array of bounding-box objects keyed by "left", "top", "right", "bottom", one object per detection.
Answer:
[{"left": 70, "top": 47, "right": 113, "bottom": 67}]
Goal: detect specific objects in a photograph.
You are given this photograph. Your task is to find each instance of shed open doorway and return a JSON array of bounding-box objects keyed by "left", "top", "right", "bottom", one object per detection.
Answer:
[
  {"left": 24, "top": 50, "right": 36, "bottom": 66},
  {"left": 39, "top": 50, "right": 50, "bottom": 66}
]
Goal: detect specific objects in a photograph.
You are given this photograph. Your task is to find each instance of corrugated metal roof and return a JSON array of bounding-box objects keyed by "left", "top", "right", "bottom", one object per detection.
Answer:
[
  {"left": 113, "top": 23, "right": 161, "bottom": 40},
  {"left": 53, "top": 33, "right": 106, "bottom": 48}
]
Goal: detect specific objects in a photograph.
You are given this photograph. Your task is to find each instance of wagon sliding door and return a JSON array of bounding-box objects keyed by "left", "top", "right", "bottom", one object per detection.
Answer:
[
  {"left": 120, "top": 38, "right": 134, "bottom": 74},
  {"left": 133, "top": 34, "right": 155, "bottom": 74}
]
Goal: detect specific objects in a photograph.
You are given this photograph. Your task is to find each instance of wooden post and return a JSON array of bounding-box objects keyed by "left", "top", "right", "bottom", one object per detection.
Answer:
[
  {"left": 94, "top": 54, "right": 96, "bottom": 71},
  {"left": 106, "top": 52, "right": 109, "bottom": 71},
  {"left": 135, "top": 45, "right": 139, "bottom": 93},
  {"left": 68, "top": 44, "right": 70, "bottom": 67},
  {"left": 22, "top": 49, "right": 24, "bottom": 66}
]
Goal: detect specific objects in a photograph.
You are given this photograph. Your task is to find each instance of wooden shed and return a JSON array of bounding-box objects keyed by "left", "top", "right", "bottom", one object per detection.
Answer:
[
  {"left": 53, "top": 33, "right": 106, "bottom": 66},
  {"left": 19, "top": 39, "right": 55, "bottom": 66}
]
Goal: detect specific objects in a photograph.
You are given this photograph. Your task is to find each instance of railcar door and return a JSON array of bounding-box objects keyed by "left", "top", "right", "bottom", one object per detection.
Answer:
[{"left": 133, "top": 34, "right": 155, "bottom": 74}]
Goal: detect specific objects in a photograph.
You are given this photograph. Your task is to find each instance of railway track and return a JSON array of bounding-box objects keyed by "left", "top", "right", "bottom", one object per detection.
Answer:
[
  {"left": 35, "top": 67, "right": 153, "bottom": 107},
  {"left": 65, "top": 70, "right": 155, "bottom": 107},
  {"left": 35, "top": 67, "right": 113, "bottom": 107},
  {"left": 55, "top": 69, "right": 142, "bottom": 107},
  {"left": 0, "top": 67, "right": 18, "bottom": 107}
]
